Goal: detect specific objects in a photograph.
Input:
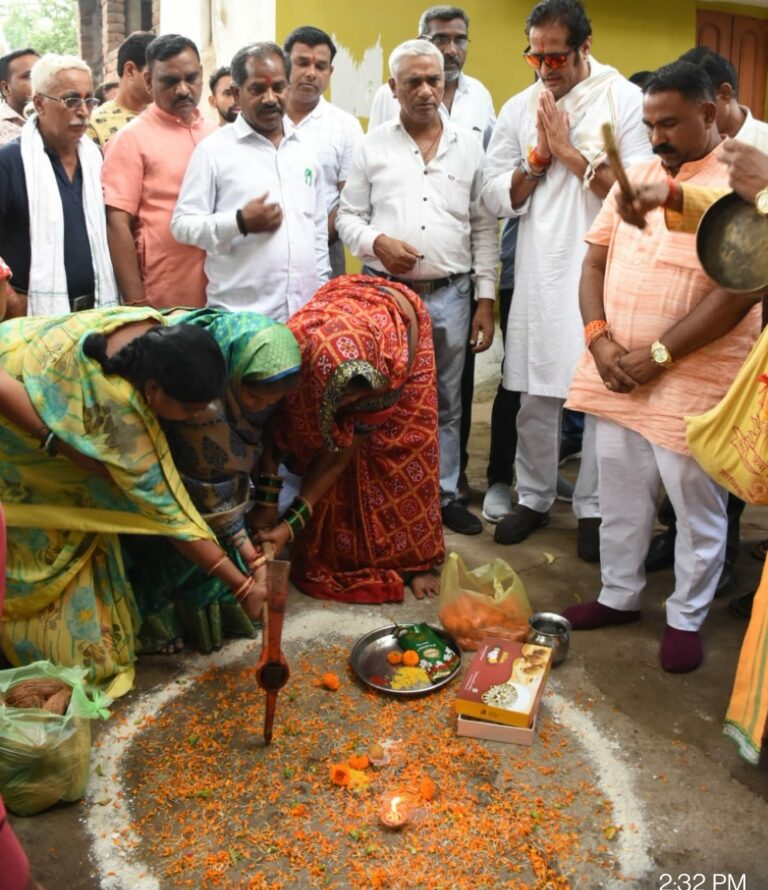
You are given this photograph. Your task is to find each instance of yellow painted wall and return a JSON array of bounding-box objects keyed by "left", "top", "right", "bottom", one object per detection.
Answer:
[{"left": 276, "top": 0, "right": 702, "bottom": 122}]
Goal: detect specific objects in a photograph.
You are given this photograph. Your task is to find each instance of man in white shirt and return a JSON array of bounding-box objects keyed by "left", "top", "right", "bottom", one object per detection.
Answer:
[
  {"left": 283, "top": 26, "right": 363, "bottom": 277},
  {"left": 368, "top": 7, "right": 495, "bottom": 507},
  {"left": 337, "top": 39, "right": 498, "bottom": 536},
  {"left": 481, "top": 0, "right": 650, "bottom": 558},
  {"left": 0, "top": 49, "right": 39, "bottom": 146},
  {"left": 172, "top": 42, "right": 330, "bottom": 321},
  {"left": 368, "top": 5, "right": 495, "bottom": 147}
]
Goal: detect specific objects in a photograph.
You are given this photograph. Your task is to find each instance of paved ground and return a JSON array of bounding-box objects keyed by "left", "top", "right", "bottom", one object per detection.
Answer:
[{"left": 7, "top": 400, "right": 768, "bottom": 889}]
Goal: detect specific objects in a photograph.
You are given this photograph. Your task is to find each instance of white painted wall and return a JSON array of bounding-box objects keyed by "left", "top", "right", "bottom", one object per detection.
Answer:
[
  {"left": 329, "top": 35, "right": 383, "bottom": 118},
  {"left": 160, "top": 0, "right": 277, "bottom": 122}
]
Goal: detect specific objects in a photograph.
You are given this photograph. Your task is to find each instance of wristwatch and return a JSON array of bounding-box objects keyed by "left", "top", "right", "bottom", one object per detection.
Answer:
[
  {"left": 650, "top": 340, "right": 672, "bottom": 367},
  {"left": 755, "top": 186, "right": 768, "bottom": 217}
]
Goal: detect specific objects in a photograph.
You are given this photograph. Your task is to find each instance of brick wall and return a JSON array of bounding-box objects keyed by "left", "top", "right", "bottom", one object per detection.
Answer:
[
  {"left": 77, "top": 0, "right": 103, "bottom": 78},
  {"left": 101, "top": 0, "right": 126, "bottom": 80}
]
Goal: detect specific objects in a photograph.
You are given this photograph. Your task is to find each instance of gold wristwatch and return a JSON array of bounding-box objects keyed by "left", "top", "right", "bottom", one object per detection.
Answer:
[
  {"left": 650, "top": 340, "right": 672, "bottom": 367},
  {"left": 755, "top": 186, "right": 768, "bottom": 217}
]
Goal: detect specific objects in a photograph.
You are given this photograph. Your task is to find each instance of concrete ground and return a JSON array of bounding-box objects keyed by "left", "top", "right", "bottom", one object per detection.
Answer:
[{"left": 8, "top": 399, "right": 768, "bottom": 889}]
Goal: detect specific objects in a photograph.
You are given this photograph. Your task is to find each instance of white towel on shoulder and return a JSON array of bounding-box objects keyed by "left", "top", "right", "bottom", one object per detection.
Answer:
[{"left": 20, "top": 115, "right": 117, "bottom": 316}]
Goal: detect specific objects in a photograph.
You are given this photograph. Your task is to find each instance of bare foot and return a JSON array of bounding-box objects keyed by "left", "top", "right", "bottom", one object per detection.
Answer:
[
  {"left": 410, "top": 570, "right": 440, "bottom": 600},
  {"left": 156, "top": 638, "right": 184, "bottom": 655}
]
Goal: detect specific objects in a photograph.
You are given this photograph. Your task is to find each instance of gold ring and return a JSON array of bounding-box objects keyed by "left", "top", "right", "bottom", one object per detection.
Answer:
[{"left": 605, "top": 381, "right": 613, "bottom": 390}]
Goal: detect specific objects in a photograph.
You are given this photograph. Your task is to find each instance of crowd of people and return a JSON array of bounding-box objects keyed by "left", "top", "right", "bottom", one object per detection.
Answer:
[{"left": 1, "top": 0, "right": 768, "bottom": 769}]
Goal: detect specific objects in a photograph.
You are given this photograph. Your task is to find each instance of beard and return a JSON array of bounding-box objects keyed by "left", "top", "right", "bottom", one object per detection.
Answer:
[{"left": 222, "top": 106, "right": 239, "bottom": 123}]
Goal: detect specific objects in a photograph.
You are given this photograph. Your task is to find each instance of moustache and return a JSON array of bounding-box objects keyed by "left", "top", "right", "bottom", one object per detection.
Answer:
[{"left": 652, "top": 143, "right": 676, "bottom": 155}]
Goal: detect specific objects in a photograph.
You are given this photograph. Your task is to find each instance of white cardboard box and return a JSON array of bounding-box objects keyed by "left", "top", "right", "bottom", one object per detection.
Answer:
[{"left": 456, "top": 712, "right": 538, "bottom": 746}]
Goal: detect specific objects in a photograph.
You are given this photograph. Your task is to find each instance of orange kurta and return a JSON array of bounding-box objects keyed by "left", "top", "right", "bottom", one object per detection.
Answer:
[
  {"left": 102, "top": 105, "right": 215, "bottom": 309},
  {"left": 567, "top": 148, "right": 760, "bottom": 454}
]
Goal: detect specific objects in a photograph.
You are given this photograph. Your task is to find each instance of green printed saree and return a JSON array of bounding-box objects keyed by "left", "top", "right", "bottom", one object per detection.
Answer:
[
  {"left": 0, "top": 307, "right": 214, "bottom": 696},
  {"left": 124, "top": 308, "right": 301, "bottom": 654}
]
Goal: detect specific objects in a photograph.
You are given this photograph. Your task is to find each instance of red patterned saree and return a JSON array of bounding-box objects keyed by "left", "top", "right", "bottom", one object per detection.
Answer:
[{"left": 270, "top": 275, "right": 444, "bottom": 603}]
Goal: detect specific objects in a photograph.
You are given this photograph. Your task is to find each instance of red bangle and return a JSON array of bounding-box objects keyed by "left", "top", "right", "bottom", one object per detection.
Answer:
[
  {"left": 528, "top": 146, "right": 552, "bottom": 170},
  {"left": 0, "top": 257, "right": 11, "bottom": 281},
  {"left": 663, "top": 175, "right": 679, "bottom": 210}
]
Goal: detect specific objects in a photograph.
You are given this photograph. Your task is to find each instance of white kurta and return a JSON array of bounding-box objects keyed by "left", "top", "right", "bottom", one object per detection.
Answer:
[{"left": 482, "top": 58, "right": 651, "bottom": 398}]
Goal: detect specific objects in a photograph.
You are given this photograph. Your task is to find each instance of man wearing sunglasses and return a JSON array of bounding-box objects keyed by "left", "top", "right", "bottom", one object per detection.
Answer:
[
  {"left": 482, "top": 0, "right": 649, "bottom": 558},
  {"left": 0, "top": 53, "right": 117, "bottom": 317}
]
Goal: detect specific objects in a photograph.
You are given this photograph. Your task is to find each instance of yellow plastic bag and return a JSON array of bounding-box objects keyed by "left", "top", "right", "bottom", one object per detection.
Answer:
[
  {"left": 686, "top": 326, "right": 768, "bottom": 505},
  {"left": 438, "top": 552, "right": 532, "bottom": 651}
]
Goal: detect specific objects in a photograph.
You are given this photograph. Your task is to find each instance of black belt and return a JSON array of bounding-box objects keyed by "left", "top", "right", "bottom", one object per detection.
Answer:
[
  {"left": 71, "top": 294, "right": 95, "bottom": 312},
  {"left": 377, "top": 271, "right": 466, "bottom": 296}
]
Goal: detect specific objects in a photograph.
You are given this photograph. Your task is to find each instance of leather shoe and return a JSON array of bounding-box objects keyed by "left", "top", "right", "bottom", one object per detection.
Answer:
[
  {"left": 441, "top": 500, "right": 482, "bottom": 535},
  {"left": 644, "top": 529, "right": 675, "bottom": 573},
  {"left": 577, "top": 517, "right": 601, "bottom": 563},
  {"left": 495, "top": 504, "right": 548, "bottom": 544}
]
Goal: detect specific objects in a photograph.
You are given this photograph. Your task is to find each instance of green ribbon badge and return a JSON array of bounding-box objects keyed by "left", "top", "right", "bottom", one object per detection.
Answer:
[{"left": 304, "top": 167, "right": 313, "bottom": 186}]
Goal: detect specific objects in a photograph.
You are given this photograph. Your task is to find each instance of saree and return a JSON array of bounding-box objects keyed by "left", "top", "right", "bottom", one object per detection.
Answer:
[
  {"left": 724, "top": 555, "right": 768, "bottom": 764},
  {"left": 0, "top": 307, "right": 214, "bottom": 696},
  {"left": 124, "top": 308, "right": 301, "bottom": 652},
  {"left": 270, "top": 274, "right": 445, "bottom": 603}
]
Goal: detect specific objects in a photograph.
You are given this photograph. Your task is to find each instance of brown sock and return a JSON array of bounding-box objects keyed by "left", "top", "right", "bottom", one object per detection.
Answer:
[
  {"left": 660, "top": 626, "right": 702, "bottom": 673},
  {"left": 562, "top": 600, "right": 641, "bottom": 630}
]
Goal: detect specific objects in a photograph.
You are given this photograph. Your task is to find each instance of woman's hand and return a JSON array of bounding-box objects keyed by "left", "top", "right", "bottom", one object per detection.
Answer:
[
  {"left": 254, "top": 521, "right": 293, "bottom": 555},
  {"left": 247, "top": 504, "right": 279, "bottom": 536},
  {"left": 238, "top": 576, "right": 267, "bottom": 620}
]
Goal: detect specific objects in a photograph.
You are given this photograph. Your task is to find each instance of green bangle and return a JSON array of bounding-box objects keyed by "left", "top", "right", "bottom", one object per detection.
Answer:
[
  {"left": 254, "top": 487, "right": 280, "bottom": 504},
  {"left": 258, "top": 473, "right": 283, "bottom": 488},
  {"left": 282, "top": 508, "right": 306, "bottom": 534}
]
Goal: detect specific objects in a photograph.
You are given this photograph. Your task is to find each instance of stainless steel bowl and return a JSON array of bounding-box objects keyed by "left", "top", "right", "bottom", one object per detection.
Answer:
[
  {"left": 349, "top": 624, "right": 462, "bottom": 696},
  {"left": 526, "top": 612, "right": 571, "bottom": 666}
]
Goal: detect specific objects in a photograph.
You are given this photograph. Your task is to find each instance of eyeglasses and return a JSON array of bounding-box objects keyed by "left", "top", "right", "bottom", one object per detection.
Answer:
[
  {"left": 423, "top": 34, "right": 470, "bottom": 49},
  {"left": 522, "top": 50, "right": 574, "bottom": 70},
  {"left": 40, "top": 94, "right": 100, "bottom": 111}
]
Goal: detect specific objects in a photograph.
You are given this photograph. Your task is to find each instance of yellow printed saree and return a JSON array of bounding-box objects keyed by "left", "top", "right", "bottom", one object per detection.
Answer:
[{"left": 0, "top": 307, "right": 214, "bottom": 696}]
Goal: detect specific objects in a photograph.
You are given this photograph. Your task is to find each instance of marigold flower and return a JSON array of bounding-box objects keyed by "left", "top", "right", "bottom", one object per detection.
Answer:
[
  {"left": 419, "top": 775, "right": 436, "bottom": 801},
  {"left": 330, "top": 763, "right": 351, "bottom": 786},
  {"left": 348, "top": 754, "right": 370, "bottom": 770},
  {"left": 322, "top": 672, "right": 341, "bottom": 691},
  {"left": 402, "top": 650, "right": 420, "bottom": 667}
]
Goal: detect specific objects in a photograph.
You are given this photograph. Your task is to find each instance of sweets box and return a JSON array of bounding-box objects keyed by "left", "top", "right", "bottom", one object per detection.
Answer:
[
  {"left": 454, "top": 636, "right": 552, "bottom": 728},
  {"left": 456, "top": 713, "right": 538, "bottom": 746}
]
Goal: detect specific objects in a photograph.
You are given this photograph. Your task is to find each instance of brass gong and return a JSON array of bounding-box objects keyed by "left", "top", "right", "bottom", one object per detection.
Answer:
[{"left": 696, "top": 191, "right": 768, "bottom": 292}]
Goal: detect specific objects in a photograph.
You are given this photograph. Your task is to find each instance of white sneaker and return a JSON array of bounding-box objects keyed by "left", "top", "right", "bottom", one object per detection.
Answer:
[{"left": 482, "top": 482, "right": 512, "bottom": 523}]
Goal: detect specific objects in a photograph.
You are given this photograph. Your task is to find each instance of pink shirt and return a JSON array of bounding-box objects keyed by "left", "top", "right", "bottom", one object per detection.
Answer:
[
  {"left": 102, "top": 105, "right": 215, "bottom": 308},
  {"left": 567, "top": 148, "right": 761, "bottom": 455}
]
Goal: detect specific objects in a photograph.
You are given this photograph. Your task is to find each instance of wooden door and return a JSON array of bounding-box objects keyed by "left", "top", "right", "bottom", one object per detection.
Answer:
[
  {"left": 732, "top": 15, "right": 768, "bottom": 122},
  {"left": 697, "top": 9, "right": 768, "bottom": 120},
  {"left": 697, "top": 10, "right": 732, "bottom": 57}
]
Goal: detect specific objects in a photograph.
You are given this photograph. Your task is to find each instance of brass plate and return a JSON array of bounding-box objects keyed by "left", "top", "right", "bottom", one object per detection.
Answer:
[{"left": 697, "top": 191, "right": 768, "bottom": 293}]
